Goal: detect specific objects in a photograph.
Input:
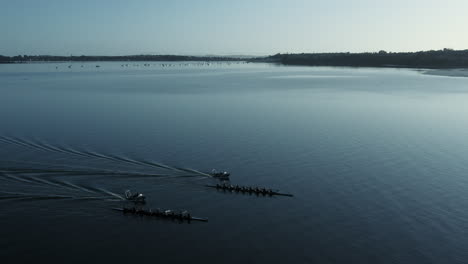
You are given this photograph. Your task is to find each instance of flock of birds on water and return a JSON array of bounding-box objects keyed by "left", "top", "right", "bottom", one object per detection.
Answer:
[{"left": 55, "top": 61, "right": 248, "bottom": 70}]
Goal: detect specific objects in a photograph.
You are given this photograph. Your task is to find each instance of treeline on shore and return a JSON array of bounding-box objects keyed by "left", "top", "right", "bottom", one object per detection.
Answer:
[
  {"left": 0, "top": 55, "right": 245, "bottom": 63},
  {"left": 251, "top": 49, "right": 468, "bottom": 68},
  {"left": 3, "top": 49, "right": 468, "bottom": 68}
]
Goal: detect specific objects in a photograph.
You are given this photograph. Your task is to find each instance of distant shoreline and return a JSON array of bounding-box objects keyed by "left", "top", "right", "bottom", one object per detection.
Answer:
[
  {"left": 0, "top": 55, "right": 246, "bottom": 64},
  {"left": 249, "top": 49, "right": 468, "bottom": 70},
  {"left": 3, "top": 51, "right": 468, "bottom": 78},
  {"left": 2, "top": 49, "right": 467, "bottom": 68}
]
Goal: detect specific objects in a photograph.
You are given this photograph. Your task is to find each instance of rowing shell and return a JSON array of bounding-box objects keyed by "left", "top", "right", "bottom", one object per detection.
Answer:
[
  {"left": 205, "top": 185, "right": 293, "bottom": 197},
  {"left": 112, "top": 208, "right": 208, "bottom": 222}
]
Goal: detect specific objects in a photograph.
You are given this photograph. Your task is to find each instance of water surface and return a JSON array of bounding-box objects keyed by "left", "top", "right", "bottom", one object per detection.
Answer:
[{"left": 1, "top": 62, "right": 468, "bottom": 263}]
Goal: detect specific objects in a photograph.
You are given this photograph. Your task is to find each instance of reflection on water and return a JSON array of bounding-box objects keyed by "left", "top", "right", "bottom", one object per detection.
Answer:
[{"left": 1, "top": 62, "right": 468, "bottom": 263}]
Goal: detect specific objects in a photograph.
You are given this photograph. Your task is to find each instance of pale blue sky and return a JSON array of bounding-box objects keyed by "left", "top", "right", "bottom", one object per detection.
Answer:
[{"left": 1, "top": 0, "right": 467, "bottom": 56}]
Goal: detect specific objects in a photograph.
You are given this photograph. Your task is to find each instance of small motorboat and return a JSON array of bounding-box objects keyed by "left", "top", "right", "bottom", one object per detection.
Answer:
[
  {"left": 210, "top": 169, "right": 230, "bottom": 179},
  {"left": 125, "top": 190, "right": 146, "bottom": 203}
]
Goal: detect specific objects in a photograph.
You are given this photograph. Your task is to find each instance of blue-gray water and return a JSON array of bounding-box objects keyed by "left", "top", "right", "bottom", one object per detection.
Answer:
[{"left": 1, "top": 62, "right": 468, "bottom": 263}]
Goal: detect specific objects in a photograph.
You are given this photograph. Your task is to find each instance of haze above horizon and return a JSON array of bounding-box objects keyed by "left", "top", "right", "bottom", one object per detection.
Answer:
[{"left": 1, "top": 0, "right": 467, "bottom": 56}]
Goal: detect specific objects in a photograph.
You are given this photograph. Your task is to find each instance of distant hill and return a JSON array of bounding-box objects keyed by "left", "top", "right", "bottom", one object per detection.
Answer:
[{"left": 249, "top": 49, "right": 468, "bottom": 68}]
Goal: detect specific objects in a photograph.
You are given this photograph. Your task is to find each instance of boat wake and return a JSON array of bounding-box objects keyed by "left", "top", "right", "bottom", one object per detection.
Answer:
[
  {"left": 0, "top": 191, "right": 120, "bottom": 202},
  {"left": 0, "top": 135, "right": 222, "bottom": 207},
  {"left": 0, "top": 135, "right": 209, "bottom": 177},
  {"left": 0, "top": 166, "right": 201, "bottom": 179}
]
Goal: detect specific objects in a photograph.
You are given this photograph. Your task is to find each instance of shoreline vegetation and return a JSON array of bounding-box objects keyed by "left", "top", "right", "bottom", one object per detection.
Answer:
[
  {"left": 0, "top": 54, "right": 246, "bottom": 63},
  {"left": 250, "top": 49, "right": 468, "bottom": 69},
  {"left": 2, "top": 49, "right": 468, "bottom": 68},
  {"left": 2, "top": 49, "right": 468, "bottom": 77}
]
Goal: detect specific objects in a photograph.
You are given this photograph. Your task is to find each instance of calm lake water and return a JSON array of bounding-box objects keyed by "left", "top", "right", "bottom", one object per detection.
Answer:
[{"left": 1, "top": 62, "right": 468, "bottom": 263}]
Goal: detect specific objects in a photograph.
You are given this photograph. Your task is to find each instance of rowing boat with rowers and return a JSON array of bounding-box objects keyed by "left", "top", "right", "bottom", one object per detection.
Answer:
[
  {"left": 206, "top": 184, "right": 293, "bottom": 197},
  {"left": 112, "top": 207, "right": 208, "bottom": 222}
]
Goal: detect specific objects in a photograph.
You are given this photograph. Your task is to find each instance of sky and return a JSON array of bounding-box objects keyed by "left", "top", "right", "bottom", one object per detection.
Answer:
[{"left": 1, "top": 0, "right": 468, "bottom": 56}]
